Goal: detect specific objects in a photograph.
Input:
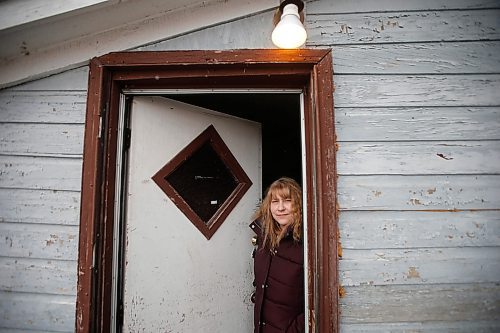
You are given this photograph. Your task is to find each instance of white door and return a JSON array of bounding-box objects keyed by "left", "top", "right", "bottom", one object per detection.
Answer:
[{"left": 122, "top": 96, "right": 261, "bottom": 332}]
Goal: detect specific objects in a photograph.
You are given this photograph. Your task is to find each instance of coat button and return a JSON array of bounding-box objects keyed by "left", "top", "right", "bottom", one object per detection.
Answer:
[{"left": 261, "top": 284, "right": 265, "bottom": 289}]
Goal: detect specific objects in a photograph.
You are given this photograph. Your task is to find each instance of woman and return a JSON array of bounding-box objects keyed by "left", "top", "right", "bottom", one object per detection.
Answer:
[{"left": 250, "top": 177, "right": 304, "bottom": 333}]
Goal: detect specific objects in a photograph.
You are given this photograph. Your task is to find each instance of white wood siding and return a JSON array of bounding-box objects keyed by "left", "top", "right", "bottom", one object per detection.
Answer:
[
  {"left": 0, "top": 0, "right": 499, "bottom": 331},
  {"left": 305, "top": 0, "right": 500, "bottom": 331},
  {"left": 0, "top": 68, "right": 87, "bottom": 332},
  {"left": 142, "top": 1, "right": 500, "bottom": 330}
]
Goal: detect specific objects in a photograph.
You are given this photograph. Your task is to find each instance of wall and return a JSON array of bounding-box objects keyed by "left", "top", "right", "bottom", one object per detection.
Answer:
[
  {"left": 305, "top": 0, "right": 500, "bottom": 331},
  {"left": 149, "top": 1, "right": 500, "bottom": 330},
  {"left": 0, "top": 0, "right": 499, "bottom": 331},
  {"left": 0, "top": 69, "right": 88, "bottom": 331},
  {"left": 0, "top": 10, "right": 274, "bottom": 333}
]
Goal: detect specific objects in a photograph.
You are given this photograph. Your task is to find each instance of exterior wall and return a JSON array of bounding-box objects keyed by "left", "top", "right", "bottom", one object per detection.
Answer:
[
  {"left": 146, "top": 1, "right": 500, "bottom": 330},
  {"left": 0, "top": 11, "right": 273, "bottom": 333},
  {"left": 0, "top": 0, "right": 499, "bottom": 332},
  {"left": 0, "top": 69, "right": 88, "bottom": 331},
  {"left": 304, "top": 0, "right": 500, "bottom": 331}
]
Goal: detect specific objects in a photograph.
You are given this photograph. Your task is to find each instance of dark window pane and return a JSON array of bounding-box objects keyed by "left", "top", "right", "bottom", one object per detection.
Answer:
[
  {"left": 151, "top": 125, "right": 252, "bottom": 240},
  {"left": 166, "top": 142, "right": 238, "bottom": 223}
]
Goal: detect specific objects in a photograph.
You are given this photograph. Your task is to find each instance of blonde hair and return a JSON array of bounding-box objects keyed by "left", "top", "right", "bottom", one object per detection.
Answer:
[{"left": 254, "top": 177, "right": 302, "bottom": 250}]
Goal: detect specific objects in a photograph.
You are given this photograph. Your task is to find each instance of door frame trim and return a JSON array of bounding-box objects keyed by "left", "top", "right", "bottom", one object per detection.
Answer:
[{"left": 76, "top": 49, "right": 338, "bottom": 332}]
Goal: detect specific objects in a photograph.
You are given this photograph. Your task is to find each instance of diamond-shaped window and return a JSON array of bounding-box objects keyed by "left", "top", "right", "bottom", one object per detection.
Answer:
[{"left": 152, "top": 125, "right": 252, "bottom": 240}]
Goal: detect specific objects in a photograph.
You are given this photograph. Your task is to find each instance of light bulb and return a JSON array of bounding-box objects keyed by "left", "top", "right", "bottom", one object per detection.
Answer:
[{"left": 271, "top": 3, "right": 307, "bottom": 49}]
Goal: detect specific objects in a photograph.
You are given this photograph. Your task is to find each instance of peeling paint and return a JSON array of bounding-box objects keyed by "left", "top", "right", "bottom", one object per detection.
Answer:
[
  {"left": 339, "top": 24, "right": 352, "bottom": 34},
  {"left": 437, "top": 153, "right": 453, "bottom": 160},
  {"left": 339, "top": 286, "right": 346, "bottom": 298},
  {"left": 407, "top": 267, "right": 421, "bottom": 279},
  {"left": 409, "top": 198, "right": 422, "bottom": 205},
  {"left": 466, "top": 232, "right": 476, "bottom": 238},
  {"left": 5, "top": 236, "right": 13, "bottom": 247}
]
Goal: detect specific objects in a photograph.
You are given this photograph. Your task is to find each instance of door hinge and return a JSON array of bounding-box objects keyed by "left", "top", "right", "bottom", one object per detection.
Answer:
[
  {"left": 98, "top": 103, "right": 108, "bottom": 139},
  {"left": 123, "top": 128, "right": 131, "bottom": 151}
]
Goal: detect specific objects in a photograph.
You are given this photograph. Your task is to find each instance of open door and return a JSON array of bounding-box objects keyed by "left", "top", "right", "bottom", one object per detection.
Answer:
[{"left": 120, "top": 96, "right": 261, "bottom": 331}]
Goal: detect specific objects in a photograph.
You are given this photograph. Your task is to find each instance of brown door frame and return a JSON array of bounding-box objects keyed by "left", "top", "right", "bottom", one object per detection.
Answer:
[{"left": 76, "top": 49, "right": 338, "bottom": 332}]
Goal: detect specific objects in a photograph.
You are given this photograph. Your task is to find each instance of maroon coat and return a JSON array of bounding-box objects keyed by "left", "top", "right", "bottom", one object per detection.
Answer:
[{"left": 250, "top": 220, "right": 304, "bottom": 333}]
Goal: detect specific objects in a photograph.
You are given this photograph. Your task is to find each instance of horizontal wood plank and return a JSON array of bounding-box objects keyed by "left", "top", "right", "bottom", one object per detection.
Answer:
[
  {"left": 307, "top": 0, "right": 500, "bottom": 13},
  {"left": 337, "top": 141, "right": 500, "bottom": 175},
  {"left": 0, "top": 123, "right": 84, "bottom": 156},
  {"left": 339, "top": 320, "right": 500, "bottom": 333},
  {"left": 306, "top": 10, "right": 500, "bottom": 45},
  {"left": 0, "top": 155, "right": 82, "bottom": 191},
  {"left": 0, "top": 291, "right": 75, "bottom": 332},
  {"left": 335, "top": 107, "right": 500, "bottom": 141},
  {"left": 339, "top": 210, "right": 500, "bottom": 249},
  {"left": 9, "top": 67, "right": 89, "bottom": 92},
  {"left": 0, "top": 257, "right": 77, "bottom": 295},
  {"left": 334, "top": 74, "right": 500, "bottom": 107},
  {"left": 339, "top": 247, "right": 500, "bottom": 286},
  {"left": 143, "top": 16, "right": 500, "bottom": 75},
  {"left": 0, "top": 188, "right": 80, "bottom": 225},
  {"left": 0, "top": 91, "right": 86, "bottom": 123},
  {"left": 331, "top": 42, "right": 500, "bottom": 74},
  {"left": 0, "top": 222, "right": 79, "bottom": 261},
  {"left": 340, "top": 283, "right": 500, "bottom": 323},
  {"left": 140, "top": 10, "right": 275, "bottom": 52},
  {"left": 338, "top": 175, "right": 500, "bottom": 210}
]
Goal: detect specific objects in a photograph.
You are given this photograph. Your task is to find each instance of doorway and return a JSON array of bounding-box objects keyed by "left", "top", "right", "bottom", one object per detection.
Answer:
[
  {"left": 76, "top": 49, "right": 338, "bottom": 333},
  {"left": 113, "top": 92, "right": 303, "bottom": 331},
  {"left": 168, "top": 92, "right": 302, "bottom": 189}
]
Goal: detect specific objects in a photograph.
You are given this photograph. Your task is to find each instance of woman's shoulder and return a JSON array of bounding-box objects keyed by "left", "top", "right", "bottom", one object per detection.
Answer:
[{"left": 249, "top": 219, "right": 262, "bottom": 235}]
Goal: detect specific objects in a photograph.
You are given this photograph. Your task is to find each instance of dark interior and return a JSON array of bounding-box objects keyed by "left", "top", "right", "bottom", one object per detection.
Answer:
[
  {"left": 166, "top": 93, "right": 302, "bottom": 195},
  {"left": 165, "top": 142, "right": 239, "bottom": 223}
]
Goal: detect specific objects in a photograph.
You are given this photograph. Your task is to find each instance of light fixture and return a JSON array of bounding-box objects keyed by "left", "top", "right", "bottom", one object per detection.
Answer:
[{"left": 271, "top": 0, "right": 307, "bottom": 49}]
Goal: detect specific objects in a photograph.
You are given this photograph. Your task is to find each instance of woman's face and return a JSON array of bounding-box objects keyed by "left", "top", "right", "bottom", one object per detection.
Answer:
[{"left": 270, "top": 193, "right": 294, "bottom": 229}]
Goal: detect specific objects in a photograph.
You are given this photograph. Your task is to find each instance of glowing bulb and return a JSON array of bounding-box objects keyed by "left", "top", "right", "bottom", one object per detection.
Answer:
[{"left": 271, "top": 3, "right": 307, "bottom": 49}]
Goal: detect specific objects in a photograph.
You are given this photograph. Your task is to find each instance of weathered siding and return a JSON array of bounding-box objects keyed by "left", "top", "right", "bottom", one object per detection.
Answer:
[
  {"left": 0, "top": 68, "right": 87, "bottom": 332},
  {"left": 0, "top": 10, "right": 274, "bottom": 332},
  {"left": 305, "top": 0, "right": 500, "bottom": 331},
  {"left": 140, "top": 1, "right": 500, "bottom": 331},
  {"left": 1, "top": 0, "right": 499, "bottom": 331}
]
